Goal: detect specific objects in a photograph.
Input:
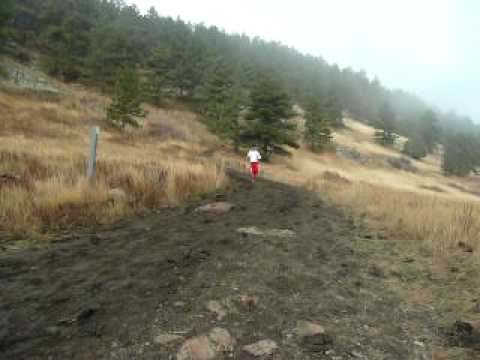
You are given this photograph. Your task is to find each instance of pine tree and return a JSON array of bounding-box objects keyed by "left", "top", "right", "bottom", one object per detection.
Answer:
[
  {"left": 304, "top": 97, "right": 333, "bottom": 152},
  {"left": 323, "top": 92, "right": 343, "bottom": 127},
  {"left": 419, "top": 110, "right": 439, "bottom": 153},
  {"left": 0, "top": 0, "right": 14, "bottom": 50},
  {"left": 107, "top": 67, "right": 147, "bottom": 129},
  {"left": 37, "top": 0, "right": 98, "bottom": 81},
  {"left": 375, "top": 101, "right": 398, "bottom": 146},
  {"left": 442, "top": 133, "right": 480, "bottom": 176},
  {"left": 403, "top": 136, "right": 427, "bottom": 159},
  {"left": 195, "top": 58, "right": 244, "bottom": 144},
  {"left": 241, "top": 74, "right": 298, "bottom": 159},
  {"left": 146, "top": 46, "right": 177, "bottom": 104}
]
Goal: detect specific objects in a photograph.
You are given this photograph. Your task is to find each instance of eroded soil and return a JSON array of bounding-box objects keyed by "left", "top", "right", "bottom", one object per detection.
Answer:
[{"left": 1, "top": 172, "right": 478, "bottom": 359}]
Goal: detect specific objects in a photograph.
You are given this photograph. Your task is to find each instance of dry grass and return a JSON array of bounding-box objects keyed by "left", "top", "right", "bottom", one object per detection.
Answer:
[
  {"left": 311, "top": 178, "right": 480, "bottom": 253},
  {"left": 0, "top": 82, "right": 225, "bottom": 240},
  {"left": 265, "top": 119, "right": 480, "bottom": 255}
]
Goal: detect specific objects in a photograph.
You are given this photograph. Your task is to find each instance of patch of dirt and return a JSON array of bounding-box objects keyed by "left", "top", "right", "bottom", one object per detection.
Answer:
[{"left": 0, "top": 171, "right": 478, "bottom": 359}]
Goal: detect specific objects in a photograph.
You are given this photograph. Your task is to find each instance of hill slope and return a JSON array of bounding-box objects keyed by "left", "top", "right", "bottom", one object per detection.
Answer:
[
  {"left": 1, "top": 61, "right": 480, "bottom": 359},
  {"left": 3, "top": 172, "right": 479, "bottom": 359},
  {"left": 0, "top": 60, "right": 225, "bottom": 243}
]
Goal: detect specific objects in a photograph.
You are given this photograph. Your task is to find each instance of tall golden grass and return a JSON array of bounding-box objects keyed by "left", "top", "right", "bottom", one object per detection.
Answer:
[
  {"left": 306, "top": 174, "right": 480, "bottom": 253},
  {"left": 265, "top": 122, "right": 480, "bottom": 255},
  {"left": 0, "top": 84, "right": 225, "bottom": 239}
]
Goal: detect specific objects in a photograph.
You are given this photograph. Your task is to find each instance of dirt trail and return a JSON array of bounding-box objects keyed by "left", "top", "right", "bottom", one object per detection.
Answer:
[{"left": 0, "top": 172, "right": 476, "bottom": 359}]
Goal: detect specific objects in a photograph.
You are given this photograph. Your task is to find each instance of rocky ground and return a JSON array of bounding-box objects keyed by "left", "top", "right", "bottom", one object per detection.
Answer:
[{"left": 1, "top": 172, "right": 479, "bottom": 359}]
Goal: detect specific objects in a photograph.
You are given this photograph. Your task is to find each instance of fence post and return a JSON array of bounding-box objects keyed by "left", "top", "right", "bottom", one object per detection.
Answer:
[{"left": 87, "top": 126, "right": 100, "bottom": 185}]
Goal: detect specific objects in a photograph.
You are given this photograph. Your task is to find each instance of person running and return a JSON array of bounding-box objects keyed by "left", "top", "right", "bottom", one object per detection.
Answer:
[{"left": 246, "top": 146, "right": 262, "bottom": 182}]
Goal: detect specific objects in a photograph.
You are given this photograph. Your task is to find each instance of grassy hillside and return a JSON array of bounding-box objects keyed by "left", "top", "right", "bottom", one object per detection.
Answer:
[
  {"left": 265, "top": 119, "right": 480, "bottom": 255},
  {"left": 2, "top": 59, "right": 480, "bottom": 257},
  {"left": 0, "top": 63, "right": 226, "bottom": 242}
]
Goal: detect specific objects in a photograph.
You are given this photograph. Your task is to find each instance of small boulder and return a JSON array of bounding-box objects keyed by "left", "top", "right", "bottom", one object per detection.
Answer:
[
  {"left": 195, "top": 202, "right": 235, "bottom": 214},
  {"left": 108, "top": 188, "right": 127, "bottom": 203},
  {"left": 266, "top": 229, "right": 296, "bottom": 238},
  {"left": 294, "top": 321, "right": 326, "bottom": 337},
  {"left": 206, "top": 300, "right": 227, "bottom": 320},
  {"left": 237, "top": 227, "right": 296, "bottom": 238},
  {"left": 242, "top": 339, "right": 278, "bottom": 358},
  {"left": 237, "top": 227, "right": 264, "bottom": 236},
  {"left": 177, "top": 328, "right": 235, "bottom": 360},
  {"left": 154, "top": 333, "right": 183, "bottom": 346},
  {"left": 177, "top": 336, "right": 216, "bottom": 360},
  {"left": 208, "top": 328, "right": 235, "bottom": 352}
]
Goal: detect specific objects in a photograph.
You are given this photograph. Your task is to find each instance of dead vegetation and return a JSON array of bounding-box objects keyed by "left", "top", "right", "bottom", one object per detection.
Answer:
[
  {"left": 265, "top": 119, "right": 480, "bottom": 255},
  {"left": 0, "top": 84, "right": 225, "bottom": 240}
]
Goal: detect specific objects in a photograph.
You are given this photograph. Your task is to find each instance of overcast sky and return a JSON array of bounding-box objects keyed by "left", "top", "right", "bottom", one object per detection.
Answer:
[{"left": 130, "top": 0, "right": 479, "bottom": 121}]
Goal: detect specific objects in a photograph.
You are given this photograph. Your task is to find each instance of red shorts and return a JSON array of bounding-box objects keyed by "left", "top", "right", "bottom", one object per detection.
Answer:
[{"left": 250, "top": 162, "right": 260, "bottom": 178}]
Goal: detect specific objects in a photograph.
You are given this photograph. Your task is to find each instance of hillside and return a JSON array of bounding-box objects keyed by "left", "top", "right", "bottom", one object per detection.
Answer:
[
  {"left": 0, "top": 60, "right": 227, "bottom": 244},
  {"left": 262, "top": 118, "right": 480, "bottom": 254},
  {"left": 2, "top": 58, "right": 480, "bottom": 358}
]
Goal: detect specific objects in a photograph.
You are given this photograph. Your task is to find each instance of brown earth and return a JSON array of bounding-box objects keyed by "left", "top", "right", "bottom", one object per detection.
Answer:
[{"left": 1, "top": 171, "right": 478, "bottom": 359}]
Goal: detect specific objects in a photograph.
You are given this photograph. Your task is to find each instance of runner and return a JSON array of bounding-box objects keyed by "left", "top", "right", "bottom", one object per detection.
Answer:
[{"left": 246, "top": 145, "right": 262, "bottom": 182}]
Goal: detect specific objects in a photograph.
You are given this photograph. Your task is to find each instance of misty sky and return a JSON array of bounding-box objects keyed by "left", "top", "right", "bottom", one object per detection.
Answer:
[{"left": 130, "top": 0, "right": 479, "bottom": 121}]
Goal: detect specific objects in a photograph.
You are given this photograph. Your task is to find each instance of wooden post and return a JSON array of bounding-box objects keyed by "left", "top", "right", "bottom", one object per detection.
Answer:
[{"left": 87, "top": 126, "right": 100, "bottom": 185}]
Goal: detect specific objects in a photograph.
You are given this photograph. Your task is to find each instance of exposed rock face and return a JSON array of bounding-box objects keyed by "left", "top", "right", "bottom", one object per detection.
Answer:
[{"left": 2, "top": 64, "right": 61, "bottom": 98}]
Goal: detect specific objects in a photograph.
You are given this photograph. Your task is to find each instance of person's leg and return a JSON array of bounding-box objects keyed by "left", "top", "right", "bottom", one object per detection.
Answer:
[{"left": 251, "top": 162, "right": 259, "bottom": 181}]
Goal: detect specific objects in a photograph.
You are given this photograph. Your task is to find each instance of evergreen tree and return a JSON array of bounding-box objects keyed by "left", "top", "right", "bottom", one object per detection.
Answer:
[
  {"left": 442, "top": 132, "right": 480, "bottom": 176},
  {"left": 403, "top": 136, "right": 427, "bottom": 160},
  {"left": 195, "top": 58, "right": 244, "bottom": 144},
  {"left": 323, "top": 91, "right": 343, "bottom": 127},
  {"left": 374, "top": 101, "right": 398, "bottom": 146},
  {"left": 107, "top": 67, "right": 147, "bottom": 128},
  {"left": 36, "top": 0, "right": 98, "bottom": 81},
  {"left": 241, "top": 74, "right": 298, "bottom": 159},
  {"left": 0, "top": 0, "right": 14, "bottom": 50},
  {"left": 5, "top": 0, "right": 474, "bottom": 148},
  {"left": 146, "top": 46, "right": 177, "bottom": 103},
  {"left": 418, "top": 110, "right": 440, "bottom": 153},
  {"left": 304, "top": 97, "right": 333, "bottom": 152}
]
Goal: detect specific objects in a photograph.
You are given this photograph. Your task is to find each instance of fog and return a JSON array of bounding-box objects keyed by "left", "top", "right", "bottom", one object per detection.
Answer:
[{"left": 131, "top": 0, "right": 479, "bottom": 121}]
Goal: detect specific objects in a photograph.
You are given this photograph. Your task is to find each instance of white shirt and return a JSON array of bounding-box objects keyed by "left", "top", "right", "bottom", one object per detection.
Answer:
[{"left": 247, "top": 149, "right": 262, "bottom": 163}]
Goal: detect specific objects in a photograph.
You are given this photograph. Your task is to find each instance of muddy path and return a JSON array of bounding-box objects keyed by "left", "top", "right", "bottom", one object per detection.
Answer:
[{"left": 0, "top": 172, "right": 476, "bottom": 359}]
